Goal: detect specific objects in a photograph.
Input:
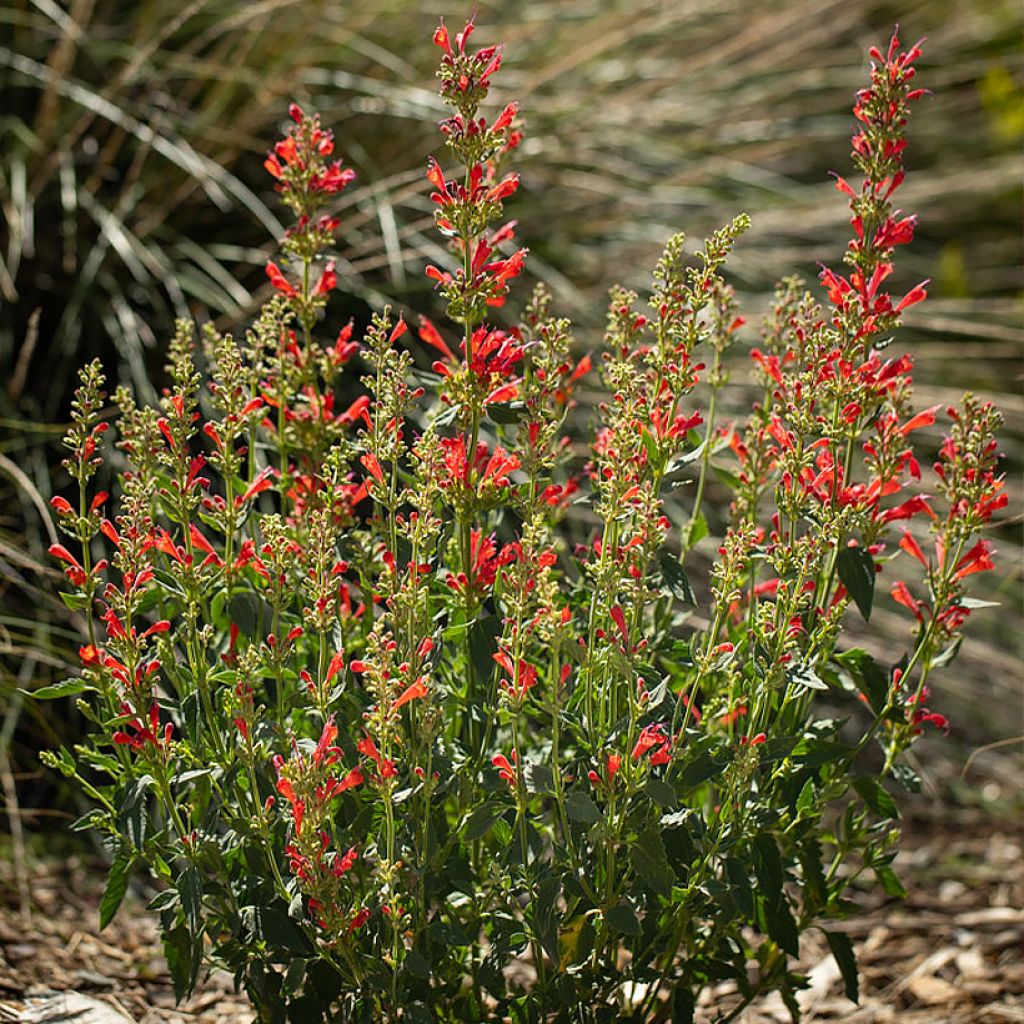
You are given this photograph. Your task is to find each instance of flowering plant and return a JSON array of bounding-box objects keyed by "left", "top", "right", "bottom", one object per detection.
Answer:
[{"left": 42, "top": 21, "right": 1005, "bottom": 1023}]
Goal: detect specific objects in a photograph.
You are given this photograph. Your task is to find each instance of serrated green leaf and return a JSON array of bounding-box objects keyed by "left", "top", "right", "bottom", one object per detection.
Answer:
[
  {"left": 837, "top": 546, "right": 875, "bottom": 621},
  {"left": 99, "top": 850, "right": 133, "bottom": 930},
  {"left": 178, "top": 863, "right": 203, "bottom": 937},
  {"left": 760, "top": 894, "right": 799, "bottom": 956},
  {"left": 825, "top": 930, "right": 859, "bottom": 1003},
  {"left": 930, "top": 635, "right": 963, "bottom": 669},
  {"left": 685, "top": 510, "right": 709, "bottom": 549},
  {"left": 162, "top": 924, "right": 198, "bottom": 1001},
  {"left": 788, "top": 660, "right": 827, "bottom": 691},
  {"left": 605, "top": 903, "right": 641, "bottom": 936},
  {"left": 468, "top": 614, "right": 500, "bottom": 689},
  {"left": 228, "top": 590, "right": 266, "bottom": 637},
  {"left": 711, "top": 464, "right": 741, "bottom": 489},
  {"left": 487, "top": 402, "right": 523, "bottom": 425},
  {"left": 835, "top": 648, "right": 888, "bottom": 714},
  {"left": 564, "top": 790, "right": 601, "bottom": 823},
  {"left": 679, "top": 748, "right": 729, "bottom": 789},
  {"left": 658, "top": 550, "right": 696, "bottom": 605},
  {"left": 28, "top": 677, "right": 92, "bottom": 700},
  {"left": 147, "top": 888, "right": 180, "bottom": 912},
  {"left": 672, "top": 987, "right": 696, "bottom": 1024},
  {"left": 891, "top": 763, "right": 921, "bottom": 793},
  {"left": 796, "top": 779, "right": 815, "bottom": 816},
  {"left": 464, "top": 802, "right": 502, "bottom": 841},
  {"left": 723, "top": 858, "right": 754, "bottom": 917},
  {"left": 752, "top": 834, "right": 784, "bottom": 899},
  {"left": 630, "top": 830, "right": 674, "bottom": 897},
  {"left": 242, "top": 905, "right": 314, "bottom": 955},
  {"left": 403, "top": 949, "right": 431, "bottom": 979},
  {"left": 115, "top": 775, "right": 153, "bottom": 850},
  {"left": 645, "top": 778, "right": 677, "bottom": 809},
  {"left": 852, "top": 777, "right": 899, "bottom": 820},
  {"left": 875, "top": 865, "right": 907, "bottom": 899},
  {"left": 524, "top": 762, "right": 554, "bottom": 795}
]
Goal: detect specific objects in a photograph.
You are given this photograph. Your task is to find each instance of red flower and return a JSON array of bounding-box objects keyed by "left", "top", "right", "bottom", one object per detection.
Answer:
[
  {"left": 357, "top": 734, "right": 397, "bottom": 779},
  {"left": 878, "top": 495, "right": 935, "bottom": 524},
  {"left": 49, "top": 544, "right": 90, "bottom": 587},
  {"left": 314, "top": 261, "right": 337, "bottom": 297},
  {"left": 392, "top": 677, "right": 428, "bottom": 712},
  {"left": 632, "top": 723, "right": 669, "bottom": 762},
  {"left": 891, "top": 580, "right": 925, "bottom": 621},
  {"left": 494, "top": 649, "right": 538, "bottom": 700},
  {"left": 953, "top": 540, "right": 994, "bottom": 581},
  {"left": 899, "top": 531, "right": 928, "bottom": 568},
  {"left": 492, "top": 750, "right": 517, "bottom": 786},
  {"left": 265, "top": 260, "right": 297, "bottom": 298}
]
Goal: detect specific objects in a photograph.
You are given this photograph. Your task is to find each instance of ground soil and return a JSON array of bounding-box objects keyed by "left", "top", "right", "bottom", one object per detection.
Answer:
[{"left": 0, "top": 801, "right": 1020, "bottom": 1023}]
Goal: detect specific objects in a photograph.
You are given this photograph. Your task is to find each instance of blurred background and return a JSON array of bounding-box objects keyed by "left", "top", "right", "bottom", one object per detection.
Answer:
[{"left": 0, "top": 0, "right": 1020, "bottom": 856}]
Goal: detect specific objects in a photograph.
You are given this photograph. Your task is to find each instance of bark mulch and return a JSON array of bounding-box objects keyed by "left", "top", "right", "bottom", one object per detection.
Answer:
[{"left": 0, "top": 803, "right": 1020, "bottom": 1023}]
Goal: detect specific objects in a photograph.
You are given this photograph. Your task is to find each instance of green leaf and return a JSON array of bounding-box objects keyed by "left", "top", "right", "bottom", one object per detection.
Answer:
[
  {"left": 800, "top": 839, "right": 828, "bottom": 910},
  {"left": 835, "top": 648, "right": 888, "bottom": 714},
  {"left": 658, "top": 550, "right": 696, "bottom": 605},
  {"left": 723, "top": 858, "right": 754, "bottom": 918},
  {"left": 162, "top": 924, "right": 198, "bottom": 1002},
  {"left": 788, "top": 660, "right": 827, "bottom": 691},
  {"left": 564, "top": 790, "right": 602, "bottom": 824},
  {"left": 891, "top": 763, "right": 921, "bottom": 794},
  {"left": 630, "top": 830, "right": 674, "bottom": 897},
  {"left": 178, "top": 863, "right": 203, "bottom": 937},
  {"left": 228, "top": 590, "right": 267, "bottom": 637},
  {"left": 852, "top": 777, "right": 899, "bottom": 820},
  {"left": 711, "top": 464, "right": 741, "bottom": 490},
  {"left": 752, "top": 834, "right": 784, "bottom": 898},
  {"left": 930, "top": 635, "right": 963, "bottom": 670},
  {"left": 605, "top": 903, "right": 641, "bottom": 936},
  {"left": 464, "top": 802, "right": 502, "bottom": 841},
  {"left": 671, "top": 987, "right": 696, "bottom": 1024},
  {"left": 524, "top": 762, "right": 554, "bottom": 795},
  {"left": 115, "top": 775, "right": 153, "bottom": 850},
  {"left": 487, "top": 402, "right": 523, "bottom": 425},
  {"left": 147, "top": 889, "right": 179, "bottom": 913},
  {"left": 99, "top": 850, "right": 133, "bottom": 930},
  {"left": 760, "top": 894, "right": 799, "bottom": 957},
  {"left": 558, "top": 916, "right": 591, "bottom": 969},
  {"left": 644, "top": 778, "right": 677, "bottom": 809},
  {"left": 468, "top": 615, "right": 500, "bottom": 689},
  {"left": 403, "top": 949, "right": 431, "bottom": 979},
  {"left": 242, "top": 905, "right": 314, "bottom": 955},
  {"left": 639, "top": 426, "right": 662, "bottom": 472},
  {"left": 28, "top": 677, "right": 92, "bottom": 700},
  {"left": 796, "top": 779, "right": 815, "bottom": 817},
  {"left": 685, "top": 511, "right": 709, "bottom": 549},
  {"left": 825, "top": 930, "right": 859, "bottom": 1003},
  {"left": 837, "top": 546, "right": 875, "bottom": 621},
  {"left": 679, "top": 748, "right": 729, "bottom": 789},
  {"left": 874, "top": 865, "right": 907, "bottom": 899},
  {"left": 959, "top": 597, "right": 999, "bottom": 609}
]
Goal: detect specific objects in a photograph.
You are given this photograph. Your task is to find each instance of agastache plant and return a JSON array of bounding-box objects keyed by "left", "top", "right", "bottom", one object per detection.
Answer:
[{"left": 42, "top": 21, "right": 1005, "bottom": 1024}]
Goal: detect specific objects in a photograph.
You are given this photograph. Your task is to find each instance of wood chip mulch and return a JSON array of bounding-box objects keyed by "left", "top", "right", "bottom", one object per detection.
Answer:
[{"left": 0, "top": 803, "right": 1020, "bottom": 1023}]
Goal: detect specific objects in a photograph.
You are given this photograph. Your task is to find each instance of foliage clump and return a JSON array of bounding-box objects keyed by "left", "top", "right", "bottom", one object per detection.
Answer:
[{"left": 43, "top": 21, "right": 1005, "bottom": 1024}]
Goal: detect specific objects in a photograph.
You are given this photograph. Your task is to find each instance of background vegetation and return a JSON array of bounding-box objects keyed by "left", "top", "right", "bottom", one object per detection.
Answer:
[{"left": 1, "top": 0, "right": 1020, "bottom": 855}]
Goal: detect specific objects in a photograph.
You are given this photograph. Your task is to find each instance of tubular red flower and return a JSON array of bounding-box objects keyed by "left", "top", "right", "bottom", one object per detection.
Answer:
[{"left": 265, "top": 260, "right": 297, "bottom": 298}]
